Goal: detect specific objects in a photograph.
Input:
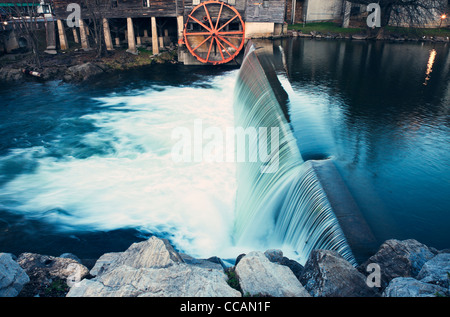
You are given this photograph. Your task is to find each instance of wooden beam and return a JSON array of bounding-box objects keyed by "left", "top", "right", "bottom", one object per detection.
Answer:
[
  {"left": 151, "top": 17, "right": 159, "bottom": 54},
  {"left": 103, "top": 18, "right": 114, "bottom": 51},
  {"left": 79, "top": 19, "right": 90, "bottom": 50},
  {"left": 126, "top": 17, "right": 137, "bottom": 54},
  {"left": 57, "top": 19, "right": 69, "bottom": 50}
]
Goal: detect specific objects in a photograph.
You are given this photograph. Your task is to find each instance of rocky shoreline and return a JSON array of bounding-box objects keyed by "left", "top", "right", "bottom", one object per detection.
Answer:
[
  {"left": 0, "top": 45, "right": 178, "bottom": 84},
  {"left": 1, "top": 236, "right": 449, "bottom": 297}
]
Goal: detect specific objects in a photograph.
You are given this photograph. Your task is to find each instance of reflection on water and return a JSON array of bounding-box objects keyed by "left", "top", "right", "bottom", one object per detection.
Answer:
[
  {"left": 280, "top": 38, "right": 450, "bottom": 250},
  {"left": 424, "top": 49, "right": 437, "bottom": 86}
]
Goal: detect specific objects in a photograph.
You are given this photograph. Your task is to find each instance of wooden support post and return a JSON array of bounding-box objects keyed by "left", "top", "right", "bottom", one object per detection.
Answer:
[
  {"left": 177, "top": 15, "right": 184, "bottom": 43},
  {"left": 151, "top": 17, "right": 159, "bottom": 54},
  {"left": 103, "top": 18, "right": 114, "bottom": 51},
  {"left": 79, "top": 19, "right": 90, "bottom": 50},
  {"left": 57, "top": 19, "right": 69, "bottom": 50},
  {"left": 126, "top": 17, "right": 137, "bottom": 54},
  {"left": 73, "top": 28, "right": 79, "bottom": 44}
]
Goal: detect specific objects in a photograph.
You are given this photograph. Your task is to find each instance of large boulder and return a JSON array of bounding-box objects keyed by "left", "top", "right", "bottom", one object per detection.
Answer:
[
  {"left": 0, "top": 68, "right": 23, "bottom": 82},
  {"left": 359, "top": 239, "right": 435, "bottom": 289},
  {"left": 299, "top": 250, "right": 379, "bottom": 297},
  {"left": 66, "top": 62, "right": 104, "bottom": 81},
  {"left": 67, "top": 236, "right": 241, "bottom": 297},
  {"left": 17, "top": 253, "right": 89, "bottom": 297},
  {"left": 383, "top": 277, "right": 448, "bottom": 297},
  {"left": 235, "top": 251, "right": 310, "bottom": 297},
  {"left": 417, "top": 253, "right": 450, "bottom": 288},
  {"left": 0, "top": 253, "right": 30, "bottom": 297}
]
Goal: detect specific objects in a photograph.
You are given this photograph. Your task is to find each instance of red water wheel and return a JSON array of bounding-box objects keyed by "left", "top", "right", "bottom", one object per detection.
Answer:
[{"left": 183, "top": 1, "right": 245, "bottom": 65}]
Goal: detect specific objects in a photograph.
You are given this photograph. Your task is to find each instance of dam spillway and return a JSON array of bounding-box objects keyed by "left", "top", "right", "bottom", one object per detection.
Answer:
[{"left": 232, "top": 41, "right": 377, "bottom": 265}]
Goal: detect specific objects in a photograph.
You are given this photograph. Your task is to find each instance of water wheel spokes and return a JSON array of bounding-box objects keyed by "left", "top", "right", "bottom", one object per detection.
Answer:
[{"left": 184, "top": 1, "right": 245, "bottom": 65}]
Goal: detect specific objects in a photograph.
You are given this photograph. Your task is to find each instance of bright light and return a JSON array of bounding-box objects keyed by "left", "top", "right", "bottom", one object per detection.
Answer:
[
  {"left": 442, "top": 14, "right": 447, "bottom": 20},
  {"left": 2, "top": 21, "right": 7, "bottom": 26}
]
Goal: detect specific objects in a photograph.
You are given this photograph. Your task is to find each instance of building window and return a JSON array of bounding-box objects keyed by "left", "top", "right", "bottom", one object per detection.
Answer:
[
  {"left": 193, "top": 0, "right": 200, "bottom": 5},
  {"left": 263, "top": 0, "right": 269, "bottom": 9},
  {"left": 111, "top": 0, "right": 118, "bottom": 8},
  {"left": 143, "top": 0, "right": 150, "bottom": 7},
  {"left": 228, "top": 0, "right": 236, "bottom": 5}
]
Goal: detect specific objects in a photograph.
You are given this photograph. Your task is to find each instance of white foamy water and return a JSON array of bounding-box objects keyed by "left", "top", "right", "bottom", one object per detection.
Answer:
[{"left": 0, "top": 70, "right": 240, "bottom": 259}]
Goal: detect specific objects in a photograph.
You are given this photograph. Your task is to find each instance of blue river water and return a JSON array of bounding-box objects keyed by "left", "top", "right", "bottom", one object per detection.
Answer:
[{"left": 0, "top": 38, "right": 449, "bottom": 261}]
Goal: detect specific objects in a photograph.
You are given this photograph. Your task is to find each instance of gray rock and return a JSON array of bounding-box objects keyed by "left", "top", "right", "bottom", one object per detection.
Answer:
[
  {"left": 67, "top": 62, "right": 104, "bottom": 81},
  {"left": 17, "top": 253, "right": 89, "bottom": 296},
  {"left": 383, "top": 277, "right": 448, "bottom": 297},
  {"left": 264, "top": 249, "right": 304, "bottom": 281},
  {"left": 264, "top": 249, "right": 284, "bottom": 263},
  {"left": 299, "top": 250, "right": 379, "bottom": 297},
  {"left": 0, "top": 68, "right": 23, "bottom": 82},
  {"left": 67, "top": 236, "right": 240, "bottom": 297},
  {"left": 360, "top": 239, "right": 434, "bottom": 289},
  {"left": 352, "top": 34, "right": 368, "bottom": 40},
  {"left": 59, "top": 253, "right": 82, "bottom": 264},
  {"left": 417, "top": 253, "right": 450, "bottom": 288},
  {"left": 179, "top": 253, "right": 224, "bottom": 271},
  {"left": 0, "top": 253, "right": 30, "bottom": 297},
  {"left": 89, "top": 252, "right": 122, "bottom": 277},
  {"left": 235, "top": 251, "right": 310, "bottom": 297}
]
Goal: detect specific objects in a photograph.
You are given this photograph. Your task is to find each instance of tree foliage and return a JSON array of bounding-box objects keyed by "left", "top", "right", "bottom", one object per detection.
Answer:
[{"left": 350, "top": 0, "right": 447, "bottom": 27}]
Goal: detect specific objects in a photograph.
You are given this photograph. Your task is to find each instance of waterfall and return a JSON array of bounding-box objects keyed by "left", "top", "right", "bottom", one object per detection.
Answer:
[{"left": 232, "top": 41, "right": 357, "bottom": 265}]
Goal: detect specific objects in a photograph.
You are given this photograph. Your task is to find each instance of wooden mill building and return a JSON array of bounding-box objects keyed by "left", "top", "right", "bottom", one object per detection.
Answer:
[{"left": 49, "top": 0, "right": 287, "bottom": 63}]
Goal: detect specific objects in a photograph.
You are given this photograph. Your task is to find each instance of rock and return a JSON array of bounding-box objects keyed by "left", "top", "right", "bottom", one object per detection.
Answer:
[
  {"left": 235, "top": 251, "right": 310, "bottom": 297},
  {"left": 59, "top": 253, "right": 82, "bottom": 264},
  {"left": 126, "top": 48, "right": 139, "bottom": 55},
  {"left": 179, "top": 253, "right": 224, "bottom": 271},
  {"left": 264, "top": 249, "right": 283, "bottom": 263},
  {"left": 66, "top": 62, "right": 104, "bottom": 81},
  {"left": 0, "top": 253, "right": 30, "bottom": 297},
  {"left": 383, "top": 277, "right": 448, "bottom": 297},
  {"left": 44, "top": 49, "right": 57, "bottom": 55},
  {"left": 17, "top": 253, "right": 89, "bottom": 297},
  {"left": 89, "top": 252, "right": 122, "bottom": 277},
  {"left": 264, "top": 249, "right": 304, "bottom": 281},
  {"left": 235, "top": 253, "right": 246, "bottom": 266},
  {"left": 352, "top": 34, "right": 368, "bottom": 40},
  {"left": 67, "top": 236, "right": 240, "bottom": 297},
  {"left": 299, "top": 250, "right": 379, "bottom": 297},
  {"left": 298, "top": 32, "right": 312, "bottom": 38},
  {"left": 0, "top": 68, "right": 23, "bottom": 82},
  {"left": 417, "top": 253, "right": 450, "bottom": 288},
  {"left": 360, "top": 239, "right": 434, "bottom": 289}
]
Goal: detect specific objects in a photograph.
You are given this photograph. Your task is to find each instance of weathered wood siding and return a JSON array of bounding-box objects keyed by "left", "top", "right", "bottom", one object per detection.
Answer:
[
  {"left": 245, "top": 0, "right": 285, "bottom": 23},
  {"left": 183, "top": 0, "right": 246, "bottom": 21},
  {"left": 53, "top": 0, "right": 183, "bottom": 20}
]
